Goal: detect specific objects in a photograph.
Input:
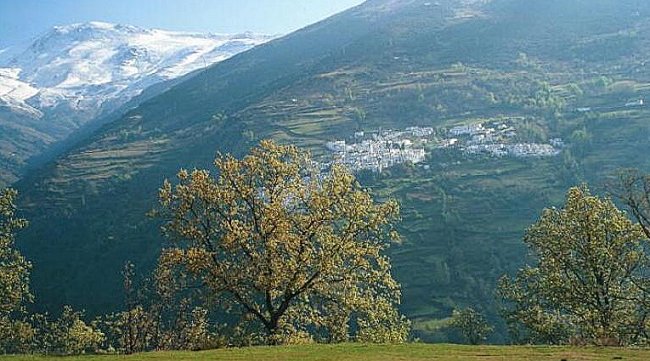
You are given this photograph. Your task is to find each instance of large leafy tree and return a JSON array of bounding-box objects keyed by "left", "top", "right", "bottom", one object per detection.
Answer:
[
  {"left": 0, "top": 188, "right": 32, "bottom": 352},
  {"left": 0, "top": 188, "right": 31, "bottom": 317},
  {"left": 610, "top": 169, "right": 650, "bottom": 343},
  {"left": 156, "top": 140, "right": 409, "bottom": 344},
  {"left": 498, "top": 186, "right": 649, "bottom": 345}
]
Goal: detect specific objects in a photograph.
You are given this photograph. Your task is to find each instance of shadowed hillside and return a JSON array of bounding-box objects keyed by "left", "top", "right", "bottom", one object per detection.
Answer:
[{"left": 16, "top": 0, "right": 650, "bottom": 341}]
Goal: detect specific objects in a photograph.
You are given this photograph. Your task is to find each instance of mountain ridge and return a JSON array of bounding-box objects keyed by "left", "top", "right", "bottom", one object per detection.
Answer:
[
  {"left": 0, "top": 21, "right": 274, "bottom": 186},
  {"left": 14, "top": 0, "right": 650, "bottom": 342}
]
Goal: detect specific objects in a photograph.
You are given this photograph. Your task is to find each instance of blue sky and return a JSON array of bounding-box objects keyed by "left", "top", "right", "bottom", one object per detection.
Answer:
[{"left": 0, "top": 0, "right": 365, "bottom": 48}]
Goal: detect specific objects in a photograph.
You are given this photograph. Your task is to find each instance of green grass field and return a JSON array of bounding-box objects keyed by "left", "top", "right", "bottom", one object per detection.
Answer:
[{"left": 2, "top": 344, "right": 649, "bottom": 361}]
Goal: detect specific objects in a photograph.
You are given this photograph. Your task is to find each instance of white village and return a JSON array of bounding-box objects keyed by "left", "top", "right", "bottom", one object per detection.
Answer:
[
  {"left": 325, "top": 127, "right": 432, "bottom": 173},
  {"left": 324, "top": 121, "right": 564, "bottom": 173}
]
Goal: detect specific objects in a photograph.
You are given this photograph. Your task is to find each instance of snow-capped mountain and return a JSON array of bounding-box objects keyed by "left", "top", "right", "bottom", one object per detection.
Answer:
[
  {"left": 0, "top": 21, "right": 275, "bottom": 186},
  {"left": 0, "top": 21, "right": 274, "bottom": 112}
]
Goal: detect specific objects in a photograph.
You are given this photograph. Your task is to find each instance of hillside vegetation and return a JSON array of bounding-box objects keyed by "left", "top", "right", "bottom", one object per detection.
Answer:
[{"left": 14, "top": 0, "right": 650, "bottom": 342}]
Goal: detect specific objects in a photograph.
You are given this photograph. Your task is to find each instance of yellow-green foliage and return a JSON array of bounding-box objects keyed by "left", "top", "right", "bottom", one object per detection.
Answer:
[
  {"left": 0, "top": 188, "right": 33, "bottom": 354},
  {"left": 449, "top": 308, "right": 493, "bottom": 345},
  {"left": 0, "top": 318, "right": 33, "bottom": 354},
  {"left": 498, "top": 185, "right": 649, "bottom": 345},
  {"left": 65, "top": 319, "right": 104, "bottom": 355},
  {"left": 0, "top": 188, "right": 31, "bottom": 316},
  {"left": 156, "top": 140, "right": 409, "bottom": 344},
  {"left": 44, "top": 306, "right": 104, "bottom": 355}
]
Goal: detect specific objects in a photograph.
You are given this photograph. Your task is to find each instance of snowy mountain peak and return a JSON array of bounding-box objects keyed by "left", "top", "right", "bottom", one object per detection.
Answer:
[
  {"left": 54, "top": 21, "right": 124, "bottom": 32},
  {"left": 0, "top": 22, "right": 275, "bottom": 111},
  {"left": 0, "top": 22, "right": 275, "bottom": 186}
]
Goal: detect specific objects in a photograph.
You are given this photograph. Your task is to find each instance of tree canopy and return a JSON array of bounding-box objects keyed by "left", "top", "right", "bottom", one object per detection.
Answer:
[
  {"left": 611, "top": 169, "right": 650, "bottom": 239},
  {"left": 0, "top": 188, "right": 31, "bottom": 317},
  {"left": 448, "top": 307, "right": 493, "bottom": 345},
  {"left": 498, "top": 186, "right": 650, "bottom": 345},
  {"left": 0, "top": 188, "right": 32, "bottom": 352},
  {"left": 156, "top": 140, "right": 409, "bottom": 344}
]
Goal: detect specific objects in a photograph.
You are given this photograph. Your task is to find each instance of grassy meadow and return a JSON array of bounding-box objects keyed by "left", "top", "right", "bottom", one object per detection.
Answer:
[{"left": 1, "top": 344, "right": 649, "bottom": 361}]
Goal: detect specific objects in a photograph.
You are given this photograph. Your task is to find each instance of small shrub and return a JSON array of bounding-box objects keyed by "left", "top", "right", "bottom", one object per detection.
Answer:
[{"left": 449, "top": 307, "right": 493, "bottom": 345}]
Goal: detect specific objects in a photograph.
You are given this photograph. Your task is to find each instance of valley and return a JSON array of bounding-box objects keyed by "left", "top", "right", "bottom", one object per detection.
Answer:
[{"left": 5, "top": 0, "right": 650, "bottom": 344}]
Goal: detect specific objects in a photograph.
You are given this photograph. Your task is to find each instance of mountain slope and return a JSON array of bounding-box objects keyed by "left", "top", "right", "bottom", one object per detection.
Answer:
[
  {"left": 0, "top": 22, "right": 273, "bottom": 186},
  {"left": 16, "top": 0, "right": 650, "bottom": 341}
]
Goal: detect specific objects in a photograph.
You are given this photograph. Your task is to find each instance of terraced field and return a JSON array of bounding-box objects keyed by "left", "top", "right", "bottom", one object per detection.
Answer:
[{"left": 14, "top": 0, "right": 650, "bottom": 343}]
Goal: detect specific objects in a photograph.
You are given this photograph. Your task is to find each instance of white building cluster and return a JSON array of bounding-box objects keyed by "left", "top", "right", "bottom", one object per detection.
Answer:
[
  {"left": 449, "top": 124, "right": 485, "bottom": 137},
  {"left": 325, "top": 127, "right": 432, "bottom": 172},
  {"left": 441, "top": 120, "right": 563, "bottom": 159},
  {"left": 324, "top": 121, "right": 564, "bottom": 174},
  {"left": 465, "top": 143, "right": 560, "bottom": 157}
]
